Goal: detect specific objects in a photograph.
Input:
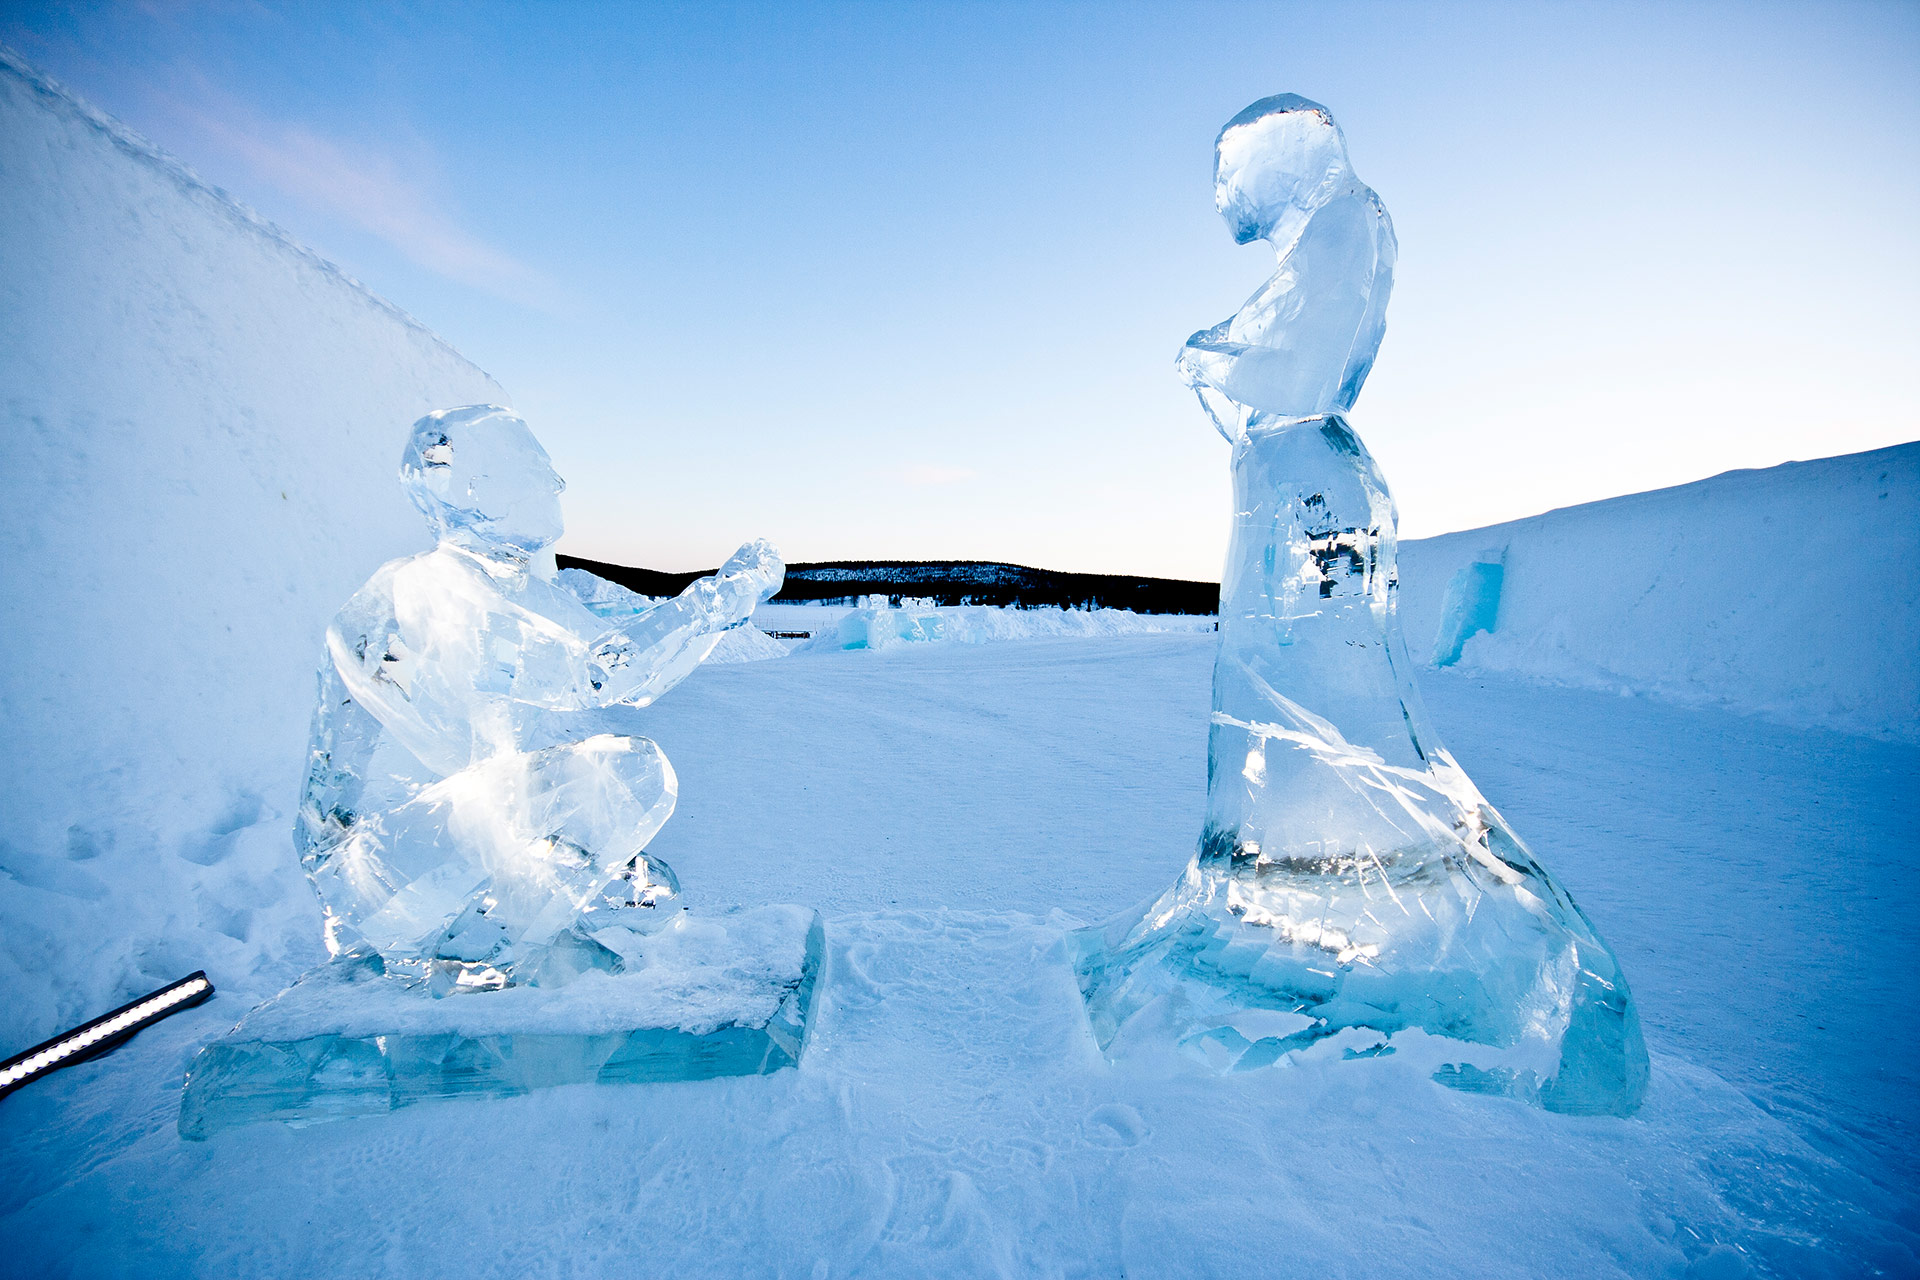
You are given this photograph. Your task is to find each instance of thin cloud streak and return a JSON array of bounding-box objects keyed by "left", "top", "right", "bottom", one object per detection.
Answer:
[
  {"left": 900, "top": 463, "right": 980, "bottom": 488},
  {"left": 149, "top": 76, "right": 563, "bottom": 313}
]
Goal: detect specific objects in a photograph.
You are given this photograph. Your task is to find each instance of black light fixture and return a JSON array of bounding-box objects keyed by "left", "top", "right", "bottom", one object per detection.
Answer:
[{"left": 0, "top": 971, "right": 215, "bottom": 1098}]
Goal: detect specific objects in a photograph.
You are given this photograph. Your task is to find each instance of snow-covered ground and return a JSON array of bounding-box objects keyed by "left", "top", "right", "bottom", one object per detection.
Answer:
[
  {"left": 2, "top": 640, "right": 1914, "bottom": 1277},
  {"left": 3, "top": 46, "right": 1916, "bottom": 1280}
]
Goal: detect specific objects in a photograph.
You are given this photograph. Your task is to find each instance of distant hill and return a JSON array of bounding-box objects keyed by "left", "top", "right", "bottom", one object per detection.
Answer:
[{"left": 555, "top": 556, "right": 1221, "bottom": 615}]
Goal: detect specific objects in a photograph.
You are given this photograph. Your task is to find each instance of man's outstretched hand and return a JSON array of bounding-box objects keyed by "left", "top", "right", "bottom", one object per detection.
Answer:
[{"left": 715, "top": 538, "right": 785, "bottom": 619}]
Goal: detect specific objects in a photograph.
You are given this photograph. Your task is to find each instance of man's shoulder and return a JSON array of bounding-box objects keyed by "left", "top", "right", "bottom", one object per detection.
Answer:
[
  {"left": 381, "top": 544, "right": 504, "bottom": 594},
  {"left": 330, "top": 546, "right": 451, "bottom": 630}
]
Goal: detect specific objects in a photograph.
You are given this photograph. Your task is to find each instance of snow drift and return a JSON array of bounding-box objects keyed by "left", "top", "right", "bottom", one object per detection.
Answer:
[
  {"left": 1398, "top": 441, "right": 1919, "bottom": 742},
  {"left": 0, "top": 50, "right": 504, "bottom": 1041}
]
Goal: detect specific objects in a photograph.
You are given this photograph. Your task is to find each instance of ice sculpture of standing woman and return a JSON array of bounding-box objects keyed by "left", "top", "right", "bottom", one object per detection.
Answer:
[{"left": 1071, "top": 97, "right": 1648, "bottom": 1114}]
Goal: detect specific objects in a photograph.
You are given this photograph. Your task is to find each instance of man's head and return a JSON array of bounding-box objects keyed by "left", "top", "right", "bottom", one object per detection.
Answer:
[
  {"left": 400, "top": 405, "right": 564, "bottom": 555},
  {"left": 1213, "top": 94, "right": 1352, "bottom": 246}
]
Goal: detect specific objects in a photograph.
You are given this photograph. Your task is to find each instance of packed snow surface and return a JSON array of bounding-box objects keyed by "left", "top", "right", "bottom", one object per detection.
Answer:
[
  {"left": 1398, "top": 441, "right": 1919, "bottom": 742},
  {"left": 3, "top": 640, "right": 1914, "bottom": 1277}
]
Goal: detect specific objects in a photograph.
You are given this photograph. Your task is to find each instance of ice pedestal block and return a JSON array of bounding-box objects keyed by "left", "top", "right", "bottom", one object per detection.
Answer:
[
  {"left": 1070, "top": 806, "right": 1647, "bottom": 1114},
  {"left": 1074, "top": 95, "right": 1647, "bottom": 1116},
  {"left": 180, "top": 906, "right": 824, "bottom": 1138}
]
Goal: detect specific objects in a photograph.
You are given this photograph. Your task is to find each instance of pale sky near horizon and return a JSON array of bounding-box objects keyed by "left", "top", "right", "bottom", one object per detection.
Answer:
[{"left": 5, "top": 1, "right": 1916, "bottom": 579}]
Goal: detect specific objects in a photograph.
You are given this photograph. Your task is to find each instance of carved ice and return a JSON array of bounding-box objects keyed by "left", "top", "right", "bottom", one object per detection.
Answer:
[
  {"left": 295, "top": 406, "right": 783, "bottom": 989},
  {"left": 183, "top": 407, "right": 813, "bottom": 1135},
  {"left": 1432, "top": 560, "right": 1505, "bottom": 667},
  {"left": 179, "top": 906, "right": 825, "bottom": 1139},
  {"left": 1071, "top": 97, "right": 1648, "bottom": 1115}
]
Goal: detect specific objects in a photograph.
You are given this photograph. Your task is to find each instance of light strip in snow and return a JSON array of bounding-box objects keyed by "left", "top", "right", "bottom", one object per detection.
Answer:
[{"left": 0, "top": 973, "right": 214, "bottom": 1096}]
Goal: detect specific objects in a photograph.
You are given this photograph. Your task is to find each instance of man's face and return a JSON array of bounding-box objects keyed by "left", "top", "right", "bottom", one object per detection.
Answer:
[
  {"left": 451, "top": 418, "right": 560, "bottom": 552},
  {"left": 408, "top": 408, "right": 566, "bottom": 553}
]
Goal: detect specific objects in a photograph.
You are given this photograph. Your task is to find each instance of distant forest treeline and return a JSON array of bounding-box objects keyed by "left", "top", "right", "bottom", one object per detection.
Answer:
[{"left": 556, "top": 556, "right": 1221, "bottom": 615}]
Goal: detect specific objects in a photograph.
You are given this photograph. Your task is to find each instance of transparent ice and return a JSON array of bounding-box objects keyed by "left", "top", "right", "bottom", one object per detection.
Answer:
[
  {"left": 179, "top": 905, "right": 824, "bottom": 1139},
  {"left": 294, "top": 405, "right": 785, "bottom": 992},
  {"left": 1072, "top": 96, "right": 1648, "bottom": 1115},
  {"left": 182, "top": 406, "right": 812, "bottom": 1134}
]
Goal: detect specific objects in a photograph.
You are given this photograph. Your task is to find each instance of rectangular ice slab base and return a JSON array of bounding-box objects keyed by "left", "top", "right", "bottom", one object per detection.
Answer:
[{"left": 179, "top": 905, "right": 823, "bottom": 1139}]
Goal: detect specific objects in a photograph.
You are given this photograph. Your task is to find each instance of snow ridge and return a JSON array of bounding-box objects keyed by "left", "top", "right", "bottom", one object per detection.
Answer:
[
  {"left": 1399, "top": 441, "right": 1919, "bottom": 742},
  {"left": 0, "top": 43, "right": 487, "bottom": 384}
]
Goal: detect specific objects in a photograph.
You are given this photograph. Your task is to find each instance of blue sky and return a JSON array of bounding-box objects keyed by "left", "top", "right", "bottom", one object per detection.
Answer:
[{"left": 5, "top": 1, "right": 1916, "bottom": 578}]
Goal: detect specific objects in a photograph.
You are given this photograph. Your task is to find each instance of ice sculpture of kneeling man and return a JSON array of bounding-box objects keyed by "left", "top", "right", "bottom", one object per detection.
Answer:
[
  {"left": 300, "top": 405, "right": 780, "bottom": 989},
  {"left": 1070, "top": 98, "right": 1648, "bottom": 1115},
  {"left": 181, "top": 406, "right": 821, "bottom": 1138}
]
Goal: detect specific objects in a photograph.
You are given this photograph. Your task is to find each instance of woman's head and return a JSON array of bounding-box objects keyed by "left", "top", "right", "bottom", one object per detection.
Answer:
[{"left": 1213, "top": 94, "right": 1353, "bottom": 246}]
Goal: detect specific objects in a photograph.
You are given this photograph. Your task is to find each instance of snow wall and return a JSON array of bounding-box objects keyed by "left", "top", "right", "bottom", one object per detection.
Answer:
[
  {"left": 0, "top": 50, "right": 504, "bottom": 1040},
  {"left": 1398, "top": 441, "right": 1919, "bottom": 743}
]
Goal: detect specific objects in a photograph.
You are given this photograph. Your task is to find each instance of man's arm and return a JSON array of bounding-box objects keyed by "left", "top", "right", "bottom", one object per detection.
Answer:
[
  {"left": 324, "top": 560, "right": 479, "bottom": 778},
  {"left": 587, "top": 539, "right": 784, "bottom": 707}
]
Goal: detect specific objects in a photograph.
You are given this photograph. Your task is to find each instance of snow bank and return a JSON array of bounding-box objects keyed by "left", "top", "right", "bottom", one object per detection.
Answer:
[
  {"left": 0, "top": 50, "right": 504, "bottom": 1043},
  {"left": 1398, "top": 442, "right": 1919, "bottom": 741},
  {"left": 707, "top": 625, "right": 794, "bottom": 663},
  {"left": 797, "top": 596, "right": 1215, "bottom": 653}
]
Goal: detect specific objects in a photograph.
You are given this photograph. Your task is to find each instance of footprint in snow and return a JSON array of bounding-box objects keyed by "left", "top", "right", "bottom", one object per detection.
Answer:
[{"left": 1084, "top": 1103, "right": 1148, "bottom": 1148}]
